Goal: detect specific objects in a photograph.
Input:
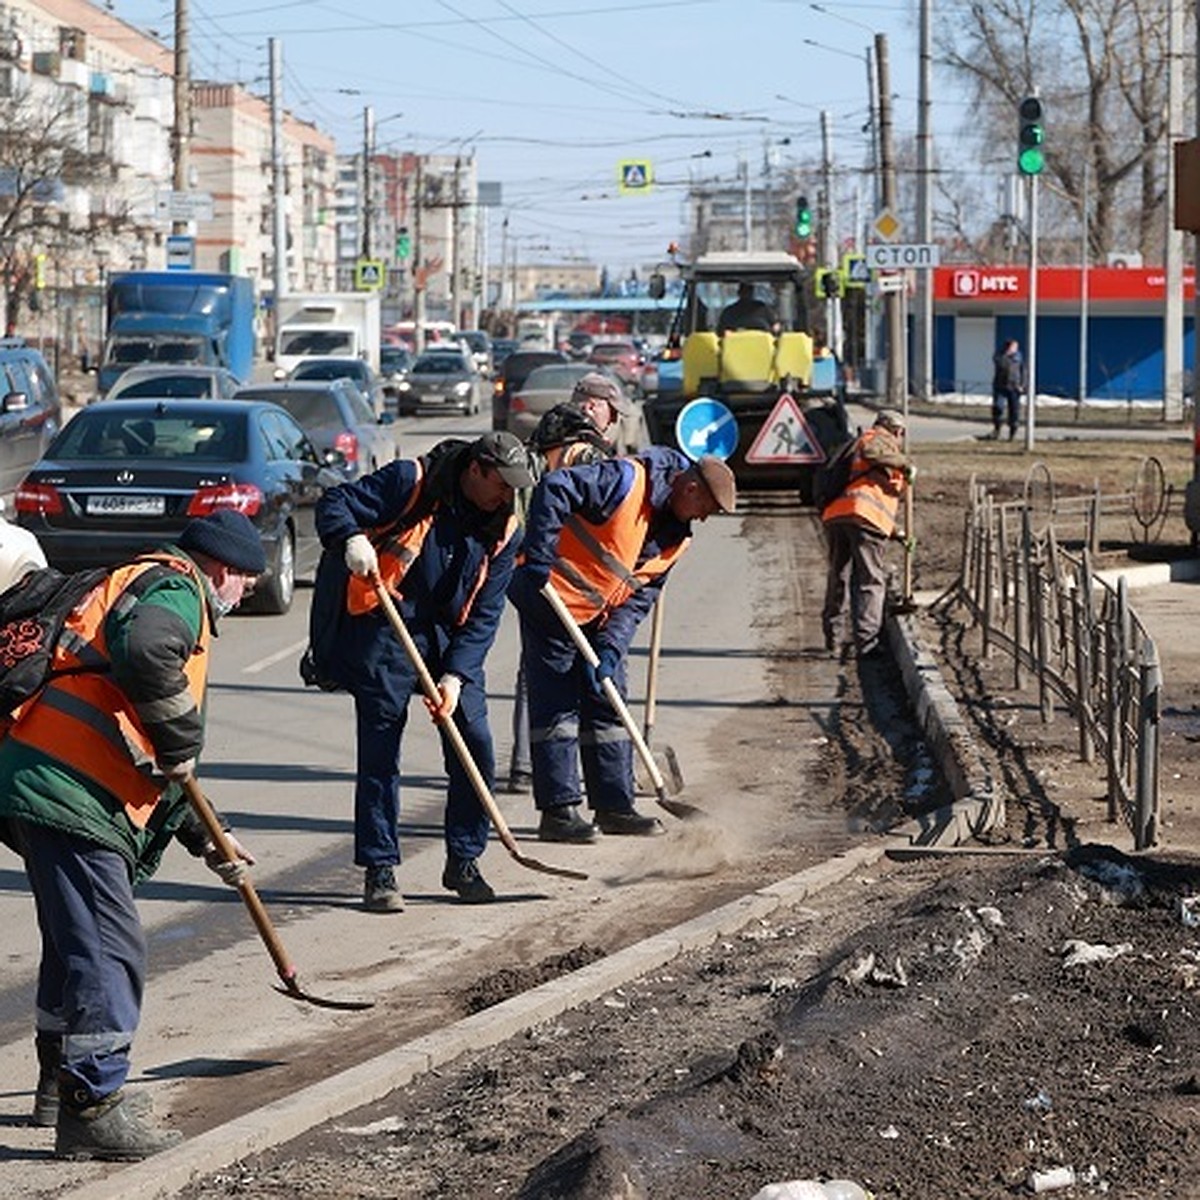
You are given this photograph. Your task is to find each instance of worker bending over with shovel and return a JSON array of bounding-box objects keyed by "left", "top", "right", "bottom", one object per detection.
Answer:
[
  {"left": 311, "top": 432, "right": 535, "bottom": 912},
  {"left": 509, "top": 448, "right": 735, "bottom": 844},
  {"left": 506, "top": 371, "right": 631, "bottom": 794},
  {"left": 0, "top": 510, "right": 262, "bottom": 1160}
]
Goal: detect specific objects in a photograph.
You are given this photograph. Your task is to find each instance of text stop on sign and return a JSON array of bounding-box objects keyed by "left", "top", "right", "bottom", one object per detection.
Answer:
[{"left": 865, "top": 243, "right": 941, "bottom": 270}]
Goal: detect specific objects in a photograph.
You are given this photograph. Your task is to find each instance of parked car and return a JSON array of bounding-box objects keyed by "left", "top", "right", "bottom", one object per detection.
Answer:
[
  {"left": 0, "top": 338, "right": 63, "bottom": 513},
  {"left": 234, "top": 380, "right": 396, "bottom": 481},
  {"left": 14, "top": 399, "right": 339, "bottom": 614},
  {"left": 588, "top": 339, "right": 644, "bottom": 389},
  {"left": 286, "top": 356, "right": 388, "bottom": 417},
  {"left": 507, "top": 362, "right": 643, "bottom": 452},
  {"left": 491, "top": 348, "right": 568, "bottom": 431},
  {"left": 459, "top": 330, "right": 494, "bottom": 377},
  {"left": 400, "top": 347, "right": 482, "bottom": 416},
  {"left": 104, "top": 364, "right": 243, "bottom": 401}
]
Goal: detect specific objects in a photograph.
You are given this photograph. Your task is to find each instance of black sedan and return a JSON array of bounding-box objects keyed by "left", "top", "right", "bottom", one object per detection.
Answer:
[
  {"left": 14, "top": 399, "right": 341, "bottom": 615},
  {"left": 398, "top": 347, "right": 482, "bottom": 416}
]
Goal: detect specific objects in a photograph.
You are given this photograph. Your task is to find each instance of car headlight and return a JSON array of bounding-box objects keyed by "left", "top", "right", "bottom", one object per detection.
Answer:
[
  {"left": 453, "top": 381, "right": 471, "bottom": 396},
  {"left": 398, "top": 380, "right": 411, "bottom": 392}
]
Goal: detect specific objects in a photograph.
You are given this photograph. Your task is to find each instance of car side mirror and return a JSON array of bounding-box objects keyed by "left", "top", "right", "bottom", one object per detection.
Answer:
[
  {"left": 648, "top": 272, "right": 666, "bottom": 300},
  {"left": 2, "top": 390, "right": 29, "bottom": 413}
]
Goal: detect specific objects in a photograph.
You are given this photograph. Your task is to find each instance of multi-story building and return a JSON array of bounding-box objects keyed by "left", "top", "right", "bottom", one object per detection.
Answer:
[
  {"left": 336, "top": 149, "right": 479, "bottom": 329},
  {"left": 192, "top": 83, "right": 337, "bottom": 290}
]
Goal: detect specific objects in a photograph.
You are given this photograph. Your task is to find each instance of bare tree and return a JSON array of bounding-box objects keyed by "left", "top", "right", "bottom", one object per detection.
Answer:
[
  {"left": 0, "top": 86, "right": 131, "bottom": 334},
  {"left": 935, "top": 0, "right": 1187, "bottom": 262}
]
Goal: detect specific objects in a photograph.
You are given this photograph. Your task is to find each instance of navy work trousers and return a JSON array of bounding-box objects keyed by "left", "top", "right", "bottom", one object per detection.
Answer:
[
  {"left": 516, "top": 603, "right": 635, "bottom": 815},
  {"left": 349, "top": 617, "right": 492, "bottom": 868},
  {"left": 16, "top": 820, "right": 143, "bottom": 1104}
]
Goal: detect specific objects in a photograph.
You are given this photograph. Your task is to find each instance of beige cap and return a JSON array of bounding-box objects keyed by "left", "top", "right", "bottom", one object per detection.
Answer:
[
  {"left": 875, "top": 408, "right": 905, "bottom": 433},
  {"left": 694, "top": 455, "right": 737, "bottom": 513},
  {"left": 572, "top": 371, "right": 634, "bottom": 417}
]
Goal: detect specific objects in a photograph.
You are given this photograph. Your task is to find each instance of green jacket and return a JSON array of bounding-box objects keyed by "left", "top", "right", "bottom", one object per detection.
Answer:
[{"left": 0, "top": 548, "right": 217, "bottom": 883}]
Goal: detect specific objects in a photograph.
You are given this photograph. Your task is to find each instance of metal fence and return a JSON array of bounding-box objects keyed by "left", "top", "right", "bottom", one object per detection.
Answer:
[{"left": 947, "top": 474, "right": 1160, "bottom": 848}]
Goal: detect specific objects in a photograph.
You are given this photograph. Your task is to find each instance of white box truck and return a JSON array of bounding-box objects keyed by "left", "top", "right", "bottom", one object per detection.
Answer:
[{"left": 274, "top": 292, "right": 381, "bottom": 376}]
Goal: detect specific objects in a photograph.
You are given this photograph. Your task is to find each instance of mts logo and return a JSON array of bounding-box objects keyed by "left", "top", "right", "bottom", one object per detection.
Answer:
[{"left": 952, "top": 270, "right": 1020, "bottom": 296}]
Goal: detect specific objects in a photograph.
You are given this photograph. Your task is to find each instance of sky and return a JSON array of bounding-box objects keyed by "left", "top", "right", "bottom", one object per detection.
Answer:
[{"left": 110, "top": 1, "right": 949, "bottom": 272}]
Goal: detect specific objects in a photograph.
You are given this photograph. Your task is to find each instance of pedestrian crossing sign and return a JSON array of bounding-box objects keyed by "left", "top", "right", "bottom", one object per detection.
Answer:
[
  {"left": 617, "top": 159, "right": 653, "bottom": 194},
  {"left": 745, "top": 393, "right": 827, "bottom": 464},
  {"left": 354, "top": 258, "right": 385, "bottom": 291}
]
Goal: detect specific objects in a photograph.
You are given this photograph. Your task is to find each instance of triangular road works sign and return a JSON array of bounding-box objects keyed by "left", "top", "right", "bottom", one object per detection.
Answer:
[{"left": 745, "top": 393, "right": 828, "bottom": 464}]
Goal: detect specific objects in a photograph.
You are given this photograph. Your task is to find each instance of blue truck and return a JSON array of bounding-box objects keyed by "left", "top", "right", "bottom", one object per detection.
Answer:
[{"left": 98, "top": 271, "right": 256, "bottom": 397}]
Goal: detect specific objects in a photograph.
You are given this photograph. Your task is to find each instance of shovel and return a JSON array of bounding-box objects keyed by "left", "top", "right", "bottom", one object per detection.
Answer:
[
  {"left": 637, "top": 587, "right": 684, "bottom": 795},
  {"left": 540, "top": 581, "right": 707, "bottom": 821},
  {"left": 371, "top": 575, "right": 587, "bottom": 882},
  {"left": 183, "top": 776, "right": 373, "bottom": 1011}
]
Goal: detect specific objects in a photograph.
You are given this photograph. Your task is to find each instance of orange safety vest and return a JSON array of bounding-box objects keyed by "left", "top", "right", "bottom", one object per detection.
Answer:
[
  {"left": 345, "top": 463, "right": 519, "bottom": 626},
  {"left": 11, "top": 552, "right": 209, "bottom": 826},
  {"left": 551, "top": 459, "right": 690, "bottom": 623},
  {"left": 821, "top": 427, "right": 905, "bottom": 538}
]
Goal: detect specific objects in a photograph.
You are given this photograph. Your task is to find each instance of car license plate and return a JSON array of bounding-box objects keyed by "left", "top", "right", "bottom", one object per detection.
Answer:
[
  {"left": 421, "top": 393, "right": 444, "bottom": 404},
  {"left": 86, "top": 494, "right": 166, "bottom": 516}
]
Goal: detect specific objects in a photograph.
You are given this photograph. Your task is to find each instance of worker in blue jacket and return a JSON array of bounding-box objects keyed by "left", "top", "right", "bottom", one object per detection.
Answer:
[
  {"left": 508, "top": 446, "right": 735, "bottom": 844},
  {"left": 311, "top": 432, "right": 534, "bottom": 911}
]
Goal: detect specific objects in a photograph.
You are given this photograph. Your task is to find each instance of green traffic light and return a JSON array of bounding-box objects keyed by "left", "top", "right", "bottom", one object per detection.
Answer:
[
  {"left": 795, "top": 195, "right": 813, "bottom": 239},
  {"left": 1018, "top": 145, "right": 1044, "bottom": 175}
]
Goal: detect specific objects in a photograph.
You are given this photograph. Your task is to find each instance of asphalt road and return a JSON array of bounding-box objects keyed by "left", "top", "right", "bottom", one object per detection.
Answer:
[{"left": 0, "top": 406, "right": 797, "bottom": 1196}]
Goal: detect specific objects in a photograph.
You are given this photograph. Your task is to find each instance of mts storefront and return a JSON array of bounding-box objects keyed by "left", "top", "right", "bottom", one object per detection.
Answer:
[{"left": 931, "top": 265, "right": 1195, "bottom": 400}]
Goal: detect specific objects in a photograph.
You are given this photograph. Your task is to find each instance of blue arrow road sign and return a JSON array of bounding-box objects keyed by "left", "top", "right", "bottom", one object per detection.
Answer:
[{"left": 675, "top": 397, "right": 738, "bottom": 461}]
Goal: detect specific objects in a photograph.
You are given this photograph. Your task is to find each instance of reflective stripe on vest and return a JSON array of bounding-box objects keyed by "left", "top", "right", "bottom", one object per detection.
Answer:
[
  {"left": 550, "top": 460, "right": 689, "bottom": 623},
  {"left": 11, "top": 553, "right": 209, "bottom": 826},
  {"left": 821, "top": 428, "right": 903, "bottom": 537},
  {"left": 345, "top": 460, "right": 427, "bottom": 616}
]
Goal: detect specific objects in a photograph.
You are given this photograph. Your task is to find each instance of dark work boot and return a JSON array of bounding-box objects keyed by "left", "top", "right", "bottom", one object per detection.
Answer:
[
  {"left": 441, "top": 857, "right": 496, "bottom": 904},
  {"left": 55, "top": 1088, "right": 182, "bottom": 1161},
  {"left": 363, "top": 865, "right": 404, "bottom": 913},
  {"left": 31, "top": 1032, "right": 61, "bottom": 1128},
  {"left": 594, "top": 808, "right": 665, "bottom": 837},
  {"left": 538, "top": 805, "right": 597, "bottom": 844}
]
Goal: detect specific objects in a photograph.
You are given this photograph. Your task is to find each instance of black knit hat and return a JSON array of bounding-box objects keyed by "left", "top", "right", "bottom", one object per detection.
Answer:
[{"left": 178, "top": 510, "right": 267, "bottom": 574}]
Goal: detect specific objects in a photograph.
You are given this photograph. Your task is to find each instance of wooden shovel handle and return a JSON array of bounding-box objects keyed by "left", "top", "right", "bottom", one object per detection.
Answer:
[
  {"left": 182, "top": 775, "right": 298, "bottom": 987},
  {"left": 540, "top": 581, "right": 668, "bottom": 794},
  {"left": 644, "top": 588, "right": 665, "bottom": 741}
]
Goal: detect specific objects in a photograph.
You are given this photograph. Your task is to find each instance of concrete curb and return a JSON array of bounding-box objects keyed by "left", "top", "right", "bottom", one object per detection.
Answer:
[
  {"left": 63, "top": 843, "right": 889, "bottom": 1200},
  {"left": 886, "top": 610, "right": 1004, "bottom": 848}
]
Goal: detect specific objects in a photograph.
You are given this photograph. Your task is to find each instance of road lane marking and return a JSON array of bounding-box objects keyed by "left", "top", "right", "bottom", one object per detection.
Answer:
[{"left": 243, "top": 637, "right": 308, "bottom": 674}]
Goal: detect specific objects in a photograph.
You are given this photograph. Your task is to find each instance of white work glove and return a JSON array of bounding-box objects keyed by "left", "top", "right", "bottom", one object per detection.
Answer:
[
  {"left": 203, "top": 832, "right": 256, "bottom": 888},
  {"left": 344, "top": 533, "right": 378, "bottom": 578},
  {"left": 158, "top": 757, "right": 196, "bottom": 781},
  {"left": 904, "top": 463, "right": 918, "bottom": 484},
  {"left": 424, "top": 673, "right": 462, "bottom": 722}
]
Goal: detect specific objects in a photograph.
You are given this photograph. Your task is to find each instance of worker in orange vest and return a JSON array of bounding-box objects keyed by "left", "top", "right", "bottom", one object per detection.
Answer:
[{"left": 821, "top": 409, "right": 914, "bottom": 659}]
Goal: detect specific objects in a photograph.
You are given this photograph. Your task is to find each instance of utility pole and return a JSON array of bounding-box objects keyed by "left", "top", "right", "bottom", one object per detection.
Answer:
[
  {"left": 1164, "top": 0, "right": 1185, "bottom": 422},
  {"left": 451, "top": 156, "right": 461, "bottom": 329},
  {"left": 361, "top": 106, "right": 375, "bottom": 259},
  {"left": 741, "top": 154, "right": 752, "bottom": 250},
  {"left": 268, "top": 38, "right": 286, "bottom": 307},
  {"left": 914, "top": 0, "right": 933, "bottom": 401},
  {"left": 172, "top": 0, "right": 190, "bottom": 237},
  {"left": 876, "top": 33, "right": 905, "bottom": 411},
  {"left": 819, "top": 110, "right": 841, "bottom": 358},
  {"left": 413, "top": 156, "right": 425, "bottom": 353}
]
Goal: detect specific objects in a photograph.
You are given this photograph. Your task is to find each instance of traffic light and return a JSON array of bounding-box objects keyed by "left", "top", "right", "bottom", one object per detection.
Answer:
[
  {"left": 1018, "top": 96, "right": 1045, "bottom": 176},
  {"left": 794, "top": 195, "right": 813, "bottom": 239},
  {"left": 820, "top": 270, "right": 842, "bottom": 300}
]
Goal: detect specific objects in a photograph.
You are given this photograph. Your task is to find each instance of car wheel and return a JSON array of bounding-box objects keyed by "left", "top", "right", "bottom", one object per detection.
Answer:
[{"left": 249, "top": 524, "right": 295, "bottom": 615}]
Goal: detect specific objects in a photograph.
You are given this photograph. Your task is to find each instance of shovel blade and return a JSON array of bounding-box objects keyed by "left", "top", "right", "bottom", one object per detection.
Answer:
[
  {"left": 634, "top": 743, "right": 684, "bottom": 796},
  {"left": 274, "top": 974, "right": 374, "bottom": 1011}
]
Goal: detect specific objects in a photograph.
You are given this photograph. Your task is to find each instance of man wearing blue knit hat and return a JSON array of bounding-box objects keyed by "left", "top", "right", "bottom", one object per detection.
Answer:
[{"left": 0, "top": 509, "right": 263, "bottom": 1161}]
